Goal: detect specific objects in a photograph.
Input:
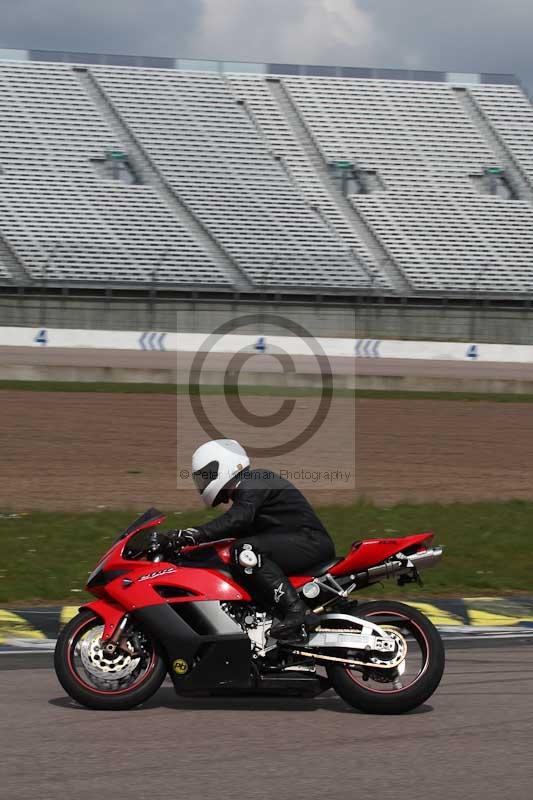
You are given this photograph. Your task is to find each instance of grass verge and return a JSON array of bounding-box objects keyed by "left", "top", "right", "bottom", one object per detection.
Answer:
[
  {"left": 1, "top": 500, "right": 532, "bottom": 604},
  {"left": 0, "top": 380, "right": 354, "bottom": 398},
  {"left": 1, "top": 379, "right": 533, "bottom": 403}
]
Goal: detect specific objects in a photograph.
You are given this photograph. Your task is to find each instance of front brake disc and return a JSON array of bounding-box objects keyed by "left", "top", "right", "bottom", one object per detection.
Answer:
[{"left": 79, "top": 625, "right": 140, "bottom": 681}]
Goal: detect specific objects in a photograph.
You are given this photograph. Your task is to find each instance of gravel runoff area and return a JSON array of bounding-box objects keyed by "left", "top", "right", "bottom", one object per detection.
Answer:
[{"left": 1, "top": 389, "right": 533, "bottom": 510}]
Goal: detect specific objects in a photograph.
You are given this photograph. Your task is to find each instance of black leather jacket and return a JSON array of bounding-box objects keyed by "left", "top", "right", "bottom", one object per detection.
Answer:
[{"left": 194, "top": 469, "right": 330, "bottom": 543}]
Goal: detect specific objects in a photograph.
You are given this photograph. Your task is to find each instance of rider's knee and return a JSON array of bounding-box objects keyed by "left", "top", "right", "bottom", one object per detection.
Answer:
[{"left": 231, "top": 541, "right": 262, "bottom": 574}]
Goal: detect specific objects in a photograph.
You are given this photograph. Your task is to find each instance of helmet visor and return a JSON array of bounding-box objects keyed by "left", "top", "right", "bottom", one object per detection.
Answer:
[{"left": 192, "top": 460, "right": 219, "bottom": 495}]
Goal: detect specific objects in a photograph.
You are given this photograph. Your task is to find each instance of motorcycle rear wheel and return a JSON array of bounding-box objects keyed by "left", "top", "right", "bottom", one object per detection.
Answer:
[
  {"left": 326, "top": 600, "right": 445, "bottom": 714},
  {"left": 54, "top": 610, "right": 167, "bottom": 710}
]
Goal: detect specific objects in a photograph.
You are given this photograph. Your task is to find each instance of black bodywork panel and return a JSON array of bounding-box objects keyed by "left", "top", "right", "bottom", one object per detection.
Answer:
[
  {"left": 86, "top": 566, "right": 128, "bottom": 590},
  {"left": 132, "top": 601, "right": 252, "bottom": 692}
]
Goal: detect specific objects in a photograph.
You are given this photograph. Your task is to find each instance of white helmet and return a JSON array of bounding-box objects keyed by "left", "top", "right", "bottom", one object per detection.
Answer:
[{"left": 191, "top": 439, "right": 250, "bottom": 507}]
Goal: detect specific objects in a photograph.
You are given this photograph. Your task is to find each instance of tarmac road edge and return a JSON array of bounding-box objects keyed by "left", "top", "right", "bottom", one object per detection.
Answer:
[{"left": 2, "top": 597, "right": 533, "bottom": 652}]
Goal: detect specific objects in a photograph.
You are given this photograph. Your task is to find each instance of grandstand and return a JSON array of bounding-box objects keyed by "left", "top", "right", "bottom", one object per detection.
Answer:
[{"left": 1, "top": 48, "right": 533, "bottom": 339}]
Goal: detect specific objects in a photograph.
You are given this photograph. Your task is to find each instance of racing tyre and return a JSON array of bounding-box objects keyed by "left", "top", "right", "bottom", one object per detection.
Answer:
[
  {"left": 54, "top": 610, "right": 167, "bottom": 710},
  {"left": 326, "top": 600, "right": 445, "bottom": 714}
]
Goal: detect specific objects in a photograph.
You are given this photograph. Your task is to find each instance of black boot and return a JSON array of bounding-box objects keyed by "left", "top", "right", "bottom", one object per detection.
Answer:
[
  {"left": 233, "top": 555, "right": 320, "bottom": 643},
  {"left": 268, "top": 580, "right": 320, "bottom": 643},
  {"left": 270, "top": 598, "right": 320, "bottom": 642}
]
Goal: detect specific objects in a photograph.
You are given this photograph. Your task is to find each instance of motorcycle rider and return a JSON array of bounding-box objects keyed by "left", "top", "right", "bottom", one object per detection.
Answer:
[{"left": 171, "top": 439, "right": 335, "bottom": 642}]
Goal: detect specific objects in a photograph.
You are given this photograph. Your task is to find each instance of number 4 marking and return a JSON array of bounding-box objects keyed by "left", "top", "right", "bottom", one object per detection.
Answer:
[
  {"left": 34, "top": 329, "right": 48, "bottom": 346},
  {"left": 466, "top": 344, "right": 478, "bottom": 360}
]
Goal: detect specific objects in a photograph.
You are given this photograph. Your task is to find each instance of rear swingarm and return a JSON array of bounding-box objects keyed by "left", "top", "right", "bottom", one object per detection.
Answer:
[
  {"left": 286, "top": 613, "right": 407, "bottom": 670},
  {"left": 290, "top": 637, "right": 406, "bottom": 670}
]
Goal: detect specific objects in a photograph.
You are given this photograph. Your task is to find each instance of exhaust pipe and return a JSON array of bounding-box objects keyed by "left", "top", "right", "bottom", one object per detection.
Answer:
[
  {"left": 359, "top": 547, "right": 443, "bottom": 584},
  {"left": 310, "top": 546, "right": 444, "bottom": 612},
  {"left": 407, "top": 546, "right": 443, "bottom": 570}
]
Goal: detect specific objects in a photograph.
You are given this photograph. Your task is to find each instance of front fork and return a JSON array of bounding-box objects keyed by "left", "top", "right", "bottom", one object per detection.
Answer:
[
  {"left": 102, "top": 614, "right": 130, "bottom": 656},
  {"left": 81, "top": 599, "right": 127, "bottom": 649}
]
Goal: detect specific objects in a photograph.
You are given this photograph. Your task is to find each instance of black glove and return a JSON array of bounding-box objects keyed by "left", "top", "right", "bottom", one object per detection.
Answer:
[{"left": 168, "top": 528, "right": 205, "bottom": 548}]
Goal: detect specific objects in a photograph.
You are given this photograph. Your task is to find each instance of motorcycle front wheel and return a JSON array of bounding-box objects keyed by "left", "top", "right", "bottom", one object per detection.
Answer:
[
  {"left": 54, "top": 610, "right": 167, "bottom": 710},
  {"left": 326, "top": 600, "right": 445, "bottom": 714}
]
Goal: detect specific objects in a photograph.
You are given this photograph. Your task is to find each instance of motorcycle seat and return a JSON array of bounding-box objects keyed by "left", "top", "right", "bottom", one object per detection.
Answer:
[{"left": 293, "top": 557, "right": 344, "bottom": 577}]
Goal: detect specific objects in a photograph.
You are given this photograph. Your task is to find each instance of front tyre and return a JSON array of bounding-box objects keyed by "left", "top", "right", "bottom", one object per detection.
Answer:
[
  {"left": 54, "top": 610, "right": 167, "bottom": 710},
  {"left": 326, "top": 600, "right": 445, "bottom": 714}
]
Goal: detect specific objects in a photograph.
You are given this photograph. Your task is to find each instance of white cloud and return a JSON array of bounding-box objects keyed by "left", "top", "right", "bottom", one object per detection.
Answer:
[
  {"left": 0, "top": 0, "right": 531, "bottom": 85},
  {"left": 191, "top": 0, "right": 376, "bottom": 64}
]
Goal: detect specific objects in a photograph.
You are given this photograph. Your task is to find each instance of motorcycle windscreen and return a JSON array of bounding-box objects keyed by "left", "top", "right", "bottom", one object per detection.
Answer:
[{"left": 115, "top": 507, "right": 165, "bottom": 542}]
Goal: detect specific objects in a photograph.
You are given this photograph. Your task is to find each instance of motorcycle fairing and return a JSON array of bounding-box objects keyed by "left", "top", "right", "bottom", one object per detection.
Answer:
[
  {"left": 81, "top": 596, "right": 252, "bottom": 692},
  {"left": 85, "top": 527, "right": 253, "bottom": 607},
  {"left": 329, "top": 533, "right": 434, "bottom": 576},
  {"left": 104, "top": 564, "right": 251, "bottom": 608}
]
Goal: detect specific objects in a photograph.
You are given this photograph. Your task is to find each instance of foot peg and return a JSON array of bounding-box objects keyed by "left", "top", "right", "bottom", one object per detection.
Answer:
[
  {"left": 275, "top": 624, "right": 309, "bottom": 644},
  {"left": 271, "top": 610, "right": 321, "bottom": 643}
]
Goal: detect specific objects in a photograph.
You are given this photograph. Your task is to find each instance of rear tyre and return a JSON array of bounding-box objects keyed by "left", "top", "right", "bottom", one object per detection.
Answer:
[
  {"left": 54, "top": 610, "right": 167, "bottom": 710},
  {"left": 326, "top": 600, "right": 445, "bottom": 714}
]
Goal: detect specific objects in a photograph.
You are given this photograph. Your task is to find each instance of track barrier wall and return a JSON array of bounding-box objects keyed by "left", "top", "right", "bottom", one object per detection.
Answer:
[
  {"left": 2, "top": 327, "right": 533, "bottom": 363},
  {"left": 3, "top": 294, "right": 533, "bottom": 344}
]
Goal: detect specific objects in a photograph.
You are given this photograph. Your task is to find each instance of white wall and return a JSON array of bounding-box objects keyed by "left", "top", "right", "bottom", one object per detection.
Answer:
[
  {"left": 1, "top": 327, "right": 533, "bottom": 362},
  {"left": 0, "top": 327, "right": 355, "bottom": 357}
]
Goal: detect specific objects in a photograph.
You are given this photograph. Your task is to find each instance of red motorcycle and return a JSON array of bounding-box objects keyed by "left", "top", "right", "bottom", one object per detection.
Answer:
[{"left": 55, "top": 508, "right": 445, "bottom": 713}]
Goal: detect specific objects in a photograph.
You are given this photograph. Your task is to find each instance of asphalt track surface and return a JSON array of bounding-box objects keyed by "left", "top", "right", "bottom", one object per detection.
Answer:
[
  {"left": 3, "top": 345, "right": 533, "bottom": 381},
  {"left": 2, "top": 639, "right": 533, "bottom": 800}
]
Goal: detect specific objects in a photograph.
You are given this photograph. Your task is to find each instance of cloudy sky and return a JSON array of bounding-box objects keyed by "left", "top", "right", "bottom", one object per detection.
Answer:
[{"left": 1, "top": 0, "right": 533, "bottom": 87}]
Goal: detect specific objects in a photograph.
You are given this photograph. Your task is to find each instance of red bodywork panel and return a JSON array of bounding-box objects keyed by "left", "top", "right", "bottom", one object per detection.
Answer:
[
  {"left": 107, "top": 565, "right": 248, "bottom": 608},
  {"left": 330, "top": 533, "right": 433, "bottom": 576},
  {"left": 82, "top": 513, "right": 434, "bottom": 638},
  {"left": 290, "top": 532, "right": 434, "bottom": 587},
  {"left": 81, "top": 521, "right": 251, "bottom": 638},
  {"left": 213, "top": 541, "right": 233, "bottom": 565},
  {"left": 83, "top": 599, "right": 125, "bottom": 640}
]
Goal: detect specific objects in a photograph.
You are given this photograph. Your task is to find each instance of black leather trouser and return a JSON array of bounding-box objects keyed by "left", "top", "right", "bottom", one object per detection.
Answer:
[{"left": 230, "top": 529, "right": 334, "bottom": 612}]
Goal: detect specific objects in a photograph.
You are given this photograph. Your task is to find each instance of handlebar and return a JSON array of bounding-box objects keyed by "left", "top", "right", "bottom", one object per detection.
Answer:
[{"left": 146, "top": 529, "right": 180, "bottom": 561}]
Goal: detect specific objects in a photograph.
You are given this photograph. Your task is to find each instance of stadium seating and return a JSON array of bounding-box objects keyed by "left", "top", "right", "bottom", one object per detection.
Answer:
[
  {"left": 224, "top": 74, "right": 389, "bottom": 288},
  {"left": 0, "top": 62, "right": 230, "bottom": 285},
  {"left": 282, "top": 77, "right": 494, "bottom": 193},
  {"left": 281, "top": 76, "right": 533, "bottom": 292},
  {"left": 351, "top": 192, "right": 533, "bottom": 292},
  {"left": 470, "top": 84, "right": 533, "bottom": 185},
  {"left": 0, "top": 55, "right": 533, "bottom": 295},
  {"left": 90, "top": 66, "right": 372, "bottom": 289}
]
